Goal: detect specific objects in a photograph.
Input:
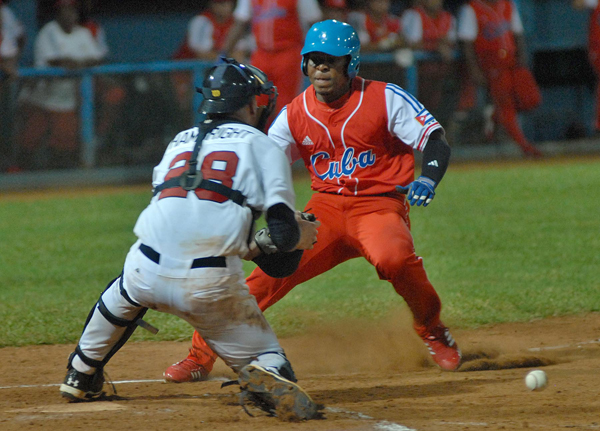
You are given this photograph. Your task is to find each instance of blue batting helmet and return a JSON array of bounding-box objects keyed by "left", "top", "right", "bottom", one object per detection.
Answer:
[{"left": 301, "top": 19, "right": 361, "bottom": 79}]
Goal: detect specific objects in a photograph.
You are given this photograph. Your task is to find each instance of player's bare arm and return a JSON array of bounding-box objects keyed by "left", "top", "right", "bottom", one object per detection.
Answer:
[
  {"left": 221, "top": 20, "right": 250, "bottom": 56},
  {"left": 514, "top": 33, "right": 529, "bottom": 67},
  {"left": 462, "top": 41, "right": 487, "bottom": 86},
  {"left": 294, "top": 211, "right": 320, "bottom": 250}
]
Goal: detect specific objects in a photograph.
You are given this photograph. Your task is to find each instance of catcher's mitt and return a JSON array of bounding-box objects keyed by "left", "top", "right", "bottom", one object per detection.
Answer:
[
  {"left": 237, "top": 365, "right": 324, "bottom": 422},
  {"left": 251, "top": 211, "right": 317, "bottom": 278}
]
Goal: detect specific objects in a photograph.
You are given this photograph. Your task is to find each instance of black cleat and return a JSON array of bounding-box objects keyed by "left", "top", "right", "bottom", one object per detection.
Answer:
[{"left": 60, "top": 368, "right": 105, "bottom": 402}]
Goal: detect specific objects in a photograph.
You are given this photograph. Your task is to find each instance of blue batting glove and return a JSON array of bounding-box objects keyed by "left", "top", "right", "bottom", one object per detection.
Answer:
[{"left": 395, "top": 176, "right": 437, "bottom": 207}]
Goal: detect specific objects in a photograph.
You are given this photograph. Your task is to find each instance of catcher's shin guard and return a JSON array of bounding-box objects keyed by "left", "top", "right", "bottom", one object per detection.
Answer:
[
  {"left": 238, "top": 365, "right": 323, "bottom": 421},
  {"left": 72, "top": 275, "right": 150, "bottom": 372}
]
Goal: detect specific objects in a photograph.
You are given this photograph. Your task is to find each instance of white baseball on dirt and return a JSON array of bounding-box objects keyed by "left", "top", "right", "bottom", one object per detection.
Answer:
[{"left": 525, "top": 370, "right": 548, "bottom": 391}]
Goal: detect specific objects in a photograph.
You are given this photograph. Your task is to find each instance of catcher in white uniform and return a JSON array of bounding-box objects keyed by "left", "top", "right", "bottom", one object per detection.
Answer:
[{"left": 59, "top": 58, "right": 321, "bottom": 421}]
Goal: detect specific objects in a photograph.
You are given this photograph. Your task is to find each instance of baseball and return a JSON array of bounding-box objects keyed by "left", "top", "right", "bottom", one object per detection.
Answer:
[{"left": 525, "top": 370, "right": 548, "bottom": 391}]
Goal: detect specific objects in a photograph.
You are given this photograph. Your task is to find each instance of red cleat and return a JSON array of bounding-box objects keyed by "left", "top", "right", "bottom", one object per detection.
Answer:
[
  {"left": 164, "top": 355, "right": 209, "bottom": 383},
  {"left": 415, "top": 322, "right": 462, "bottom": 371}
]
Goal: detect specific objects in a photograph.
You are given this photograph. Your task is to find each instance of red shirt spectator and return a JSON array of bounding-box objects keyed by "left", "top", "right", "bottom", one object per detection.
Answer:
[{"left": 402, "top": 0, "right": 457, "bottom": 124}]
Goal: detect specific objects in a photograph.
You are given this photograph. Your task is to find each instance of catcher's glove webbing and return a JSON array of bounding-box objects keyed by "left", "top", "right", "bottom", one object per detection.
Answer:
[
  {"left": 252, "top": 211, "right": 317, "bottom": 278},
  {"left": 299, "top": 211, "right": 316, "bottom": 222}
]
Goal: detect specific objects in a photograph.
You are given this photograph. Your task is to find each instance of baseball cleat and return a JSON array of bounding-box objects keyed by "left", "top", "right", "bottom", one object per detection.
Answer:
[
  {"left": 415, "top": 322, "right": 462, "bottom": 371},
  {"left": 164, "top": 357, "right": 209, "bottom": 383},
  {"left": 238, "top": 364, "right": 322, "bottom": 421},
  {"left": 60, "top": 368, "right": 105, "bottom": 402}
]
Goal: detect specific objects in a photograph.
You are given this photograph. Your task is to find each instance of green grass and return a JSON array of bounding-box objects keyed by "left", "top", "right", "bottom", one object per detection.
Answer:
[{"left": 1, "top": 158, "right": 599, "bottom": 347}]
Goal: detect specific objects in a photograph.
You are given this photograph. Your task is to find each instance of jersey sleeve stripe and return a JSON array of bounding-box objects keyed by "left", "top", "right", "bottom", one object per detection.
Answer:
[
  {"left": 271, "top": 105, "right": 287, "bottom": 126},
  {"left": 385, "top": 83, "right": 423, "bottom": 112},
  {"left": 417, "top": 122, "right": 440, "bottom": 151}
]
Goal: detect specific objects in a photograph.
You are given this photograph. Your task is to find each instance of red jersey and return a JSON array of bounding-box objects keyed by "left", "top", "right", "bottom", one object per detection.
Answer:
[
  {"left": 251, "top": 0, "right": 303, "bottom": 52},
  {"left": 365, "top": 13, "right": 401, "bottom": 44},
  {"left": 414, "top": 6, "right": 453, "bottom": 51},
  {"left": 469, "top": 0, "right": 517, "bottom": 67},
  {"left": 268, "top": 77, "right": 441, "bottom": 196}
]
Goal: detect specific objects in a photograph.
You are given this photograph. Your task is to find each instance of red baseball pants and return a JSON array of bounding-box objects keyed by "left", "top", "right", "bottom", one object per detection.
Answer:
[{"left": 190, "top": 191, "right": 443, "bottom": 369}]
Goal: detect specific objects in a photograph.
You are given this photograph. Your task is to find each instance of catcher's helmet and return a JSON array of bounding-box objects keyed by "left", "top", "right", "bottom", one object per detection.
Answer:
[
  {"left": 199, "top": 58, "right": 277, "bottom": 116},
  {"left": 301, "top": 19, "right": 360, "bottom": 79}
]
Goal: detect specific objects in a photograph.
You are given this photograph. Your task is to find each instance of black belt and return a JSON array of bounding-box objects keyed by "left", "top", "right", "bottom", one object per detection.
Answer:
[{"left": 139, "top": 244, "right": 226, "bottom": 268}]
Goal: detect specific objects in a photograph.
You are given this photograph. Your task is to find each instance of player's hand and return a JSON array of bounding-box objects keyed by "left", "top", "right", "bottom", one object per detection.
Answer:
[
  {"left": 396, "top": 176, "right": 437, "bottom": 207},
  {"left": 294, "top": 211, "right": 320, "bottom": 250}
]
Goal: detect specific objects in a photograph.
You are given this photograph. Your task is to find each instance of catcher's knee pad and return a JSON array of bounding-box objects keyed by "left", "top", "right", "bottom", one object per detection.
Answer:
[{"left": 252, "top": 352, "right": 297, "bottom": 382}]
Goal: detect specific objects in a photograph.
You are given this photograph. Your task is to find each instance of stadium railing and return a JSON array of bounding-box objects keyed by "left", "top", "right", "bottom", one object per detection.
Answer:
[
  {"left": 13, "top": 51, "right": 438, "bottom": 167},
  {"left": 0, "top": 51, "right": 451, "bottom": 189}
]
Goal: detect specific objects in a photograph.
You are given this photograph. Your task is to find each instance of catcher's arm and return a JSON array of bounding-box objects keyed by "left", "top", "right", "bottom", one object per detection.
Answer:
[{"left": 245, "top": 211, "right": 320, "bottom": 278}]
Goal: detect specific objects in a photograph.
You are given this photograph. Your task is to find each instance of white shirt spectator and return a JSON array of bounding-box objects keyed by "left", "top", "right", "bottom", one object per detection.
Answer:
[
  {"left": 0, "top": 4, "right": 24, "bottom": 59},
  {"left": 26, "top": 21, "right": 103, "bottom": 111},
  {"left": 186, "top": 13, "right": 254, "bottom": 55}
]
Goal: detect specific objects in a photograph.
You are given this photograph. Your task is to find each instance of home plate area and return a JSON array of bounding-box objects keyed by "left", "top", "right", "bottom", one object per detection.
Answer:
[{"left": 1, "top": 313, "right": 600, "bottom": 431}]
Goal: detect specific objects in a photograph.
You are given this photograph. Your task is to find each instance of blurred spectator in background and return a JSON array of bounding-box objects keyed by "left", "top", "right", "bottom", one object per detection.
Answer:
[
  {"left": 17, "top": 0, "right": 103, "bottom": 170},
  {"left": 172, "top": 0, "right": 254, "bottom": 125},
  {"left": 349, "top": 0, "right": 404, "bottom": 52},
  {"left": 173, "top": 0, "right": 253, "bottom": 62},
  {"left": 220, "top": 0, "right": 323, "bottom": 125},
  {"left": 321, "top": 0, "right": 349, "bottom": 21},
  {"left": 457, "top": 0, "right": 542, "bottom": 157},
  {"left": 0, "top": 0, "right": 25, "bottom": 172},
  {"left": 78, "top": 0, "right": 129, "bottom": 166},
  {"left": 573, "top": 0, "right": 600, "bottom": 134},
  {"left": 1, "top": 0, "right": 25, "bottom": 57},
  {"left": 79, "top": 0, "right": 108, "bottom": 58},
  {"left": 348, "top": 0, "right": 409, "bottom": 86},
  {"left": 402, "top": 0, "right": 457, "bottom": 127}
]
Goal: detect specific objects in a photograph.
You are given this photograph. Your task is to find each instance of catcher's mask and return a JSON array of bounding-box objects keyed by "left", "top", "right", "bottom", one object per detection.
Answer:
[{"left": 198, "top": 58, "right": 278, "bottom": 131}]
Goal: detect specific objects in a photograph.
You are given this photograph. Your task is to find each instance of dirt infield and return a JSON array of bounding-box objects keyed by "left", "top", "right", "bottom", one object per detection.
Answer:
[{"left": 1, "top": 313, "right": 600, "bottom": 431}]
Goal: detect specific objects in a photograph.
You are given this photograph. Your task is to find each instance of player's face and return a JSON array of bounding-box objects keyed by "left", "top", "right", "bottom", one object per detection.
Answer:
[{"left": 306, "top": 53, "right": 351, "bottom": 103}]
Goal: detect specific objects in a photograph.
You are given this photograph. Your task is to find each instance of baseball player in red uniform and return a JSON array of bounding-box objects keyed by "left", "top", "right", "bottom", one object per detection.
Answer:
[
  {"left": 458, "top": 0, "right": 542, "bottom": 157},
  {"left": 574, "top": 0, "right": 600, "bottom": 133},
  {"left": 164, "top": 19, "right": 462, "bottom": 384},
  {"left": 588, "top": 2, "right": 600, "bottom": 132},
  {"left": 59, "top": 58, "right": 322, "bottom": 420},
  {"left": 173, "top": 0, "right": 253, "bottom": 62},
  {"left": 349, "top": 0, "right": 404, "bottom": 52},
  {"left": 402, "top": 0, "right": 457, "bottom": 122},
  {"left": 220, "top": 0, "right": 322, "bottom": 125},
  {"left": 171, "top": 0, "right": 253, "bottom": 120}
]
